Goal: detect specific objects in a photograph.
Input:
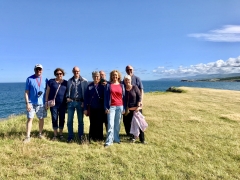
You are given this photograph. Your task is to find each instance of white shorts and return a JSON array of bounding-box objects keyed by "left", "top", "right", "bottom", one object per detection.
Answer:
[{"left": 27, "top": 104, "right": 47, "bottom": 119}]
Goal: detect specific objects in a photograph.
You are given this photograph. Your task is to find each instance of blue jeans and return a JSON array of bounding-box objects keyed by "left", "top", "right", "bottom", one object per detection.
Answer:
[
  {"left": 50, "top": 104, "right": 65, "bottom": 130},
  {"left": 67, "top": 101, "right": 84, "bottom": 140},
  {"left": 105, "top": 105, "right": 123, "bottom": 146}
]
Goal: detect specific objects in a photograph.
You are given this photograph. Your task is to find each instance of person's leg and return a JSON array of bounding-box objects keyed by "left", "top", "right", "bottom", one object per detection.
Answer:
[
  {"left": 24, "top": 104, "right": 36, "bottom": 142},
  {"left": 26, "top": 118, "right": 33, "bottom": 137},
  {"left": 39, "top": 119, "right": 44, "bottom": 135},
  {"left": 103, "top": 111, "right": 108, "bottom": 133},
  {"left": 105, "top": 106, "right": 115, "bottom": 146},
  {"left": 95, "top": 108, "right": 103, "bottom": 140},
  {"left": 89, "top": 108, "right": 102, "bottom": 141},
  {"left": 88, "top": 107, "right": 94, "bottom": 140},
  {"left": 35, "top": 105, "right": 47, "bottom": 137},
  {"left": 139, "top": 129, "right": 145, "bottom": 142},
  {"left": 67, "top": 102, "right": 75, "bottom": 140},
  {"left": 50, "top": 107, "right": 59, "bottom": 137},
  {"left": 123, "top": 111, "right": 133, "bottom": 136},
  {"left": 138, "top": 109, "right": 145, "bottom": 143},
  {"left": 113, "top": 105, "right": 123, "bottom": 143},
  {"left": 76, "top": 102, "right": 84, "bottom": 139},
  {"left": 58, "top": 104, "right": 66, "bottom": 136}
]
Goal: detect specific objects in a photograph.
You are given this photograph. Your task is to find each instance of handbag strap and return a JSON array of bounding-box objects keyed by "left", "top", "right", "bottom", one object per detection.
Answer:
[
  {"left": 95, "top": 85, "right": 100, "bottom": 99},
  {"left": 53, "top": 83, "right": 61, "bottom": 100}
]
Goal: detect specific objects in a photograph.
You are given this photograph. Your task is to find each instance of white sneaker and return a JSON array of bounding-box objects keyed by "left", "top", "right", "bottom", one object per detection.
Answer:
[
  {"left": 23, "top": 137, "right": 30, "bottom": 143},
  {"left": 38, "top": 134, "right": 45, "bottom": 139}
]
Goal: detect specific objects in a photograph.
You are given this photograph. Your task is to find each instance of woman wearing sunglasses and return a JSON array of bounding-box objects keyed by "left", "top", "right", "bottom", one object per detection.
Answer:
[{"left": 45, "top": 68, "right": 68, "bottom": 141}]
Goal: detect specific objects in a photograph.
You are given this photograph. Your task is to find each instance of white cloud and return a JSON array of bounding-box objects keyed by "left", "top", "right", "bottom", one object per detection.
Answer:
[
  {"left": 188, "top": 25, "right": 240, "bottom": 42},
  {"left": 153, "top": 56, "right": 240, "bottom": 77}
]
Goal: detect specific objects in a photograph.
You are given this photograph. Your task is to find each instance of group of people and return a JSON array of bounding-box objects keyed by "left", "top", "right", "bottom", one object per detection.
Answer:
[{"left": 24, "top": 64, "right": 146, "bottom": 147}]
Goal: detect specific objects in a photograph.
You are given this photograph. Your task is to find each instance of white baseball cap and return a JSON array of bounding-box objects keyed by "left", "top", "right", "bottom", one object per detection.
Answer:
[{"left": 34, "top": 64, "right": 43, "bottom": 70}]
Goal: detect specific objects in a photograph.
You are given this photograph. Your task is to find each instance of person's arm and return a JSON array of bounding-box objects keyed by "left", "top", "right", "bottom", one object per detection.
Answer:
[
  {"left": 134, "top": 86, "right": 141, "bottom": 112},
  {"left": 82, "top": 80, "right": 88, "bottom": 108},
  {"left": 104, "top": 84, "right": 110, "bottom": 114},
  {"left": 140, "top": 89, "right": 144, "bottom": 106},
  {"left": 66, "top": 81, "right": 73, "bottom": 103},
  {"left": 45, "top": 85, "right": 50, "bottom": 109},
  {"left": 83, "top": 84, "right": 90, "bottom": 116},
  {"left": 24, "top": 90, "right": 31, "bottom": 112}
]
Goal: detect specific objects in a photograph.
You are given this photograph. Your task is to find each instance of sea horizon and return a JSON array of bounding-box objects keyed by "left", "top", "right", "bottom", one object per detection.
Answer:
[{"left": 0, "top": 81, "right": 240, "bottom": 119}]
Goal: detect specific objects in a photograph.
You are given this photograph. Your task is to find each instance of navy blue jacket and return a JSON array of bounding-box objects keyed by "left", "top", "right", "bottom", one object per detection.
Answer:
[{"left": 84, "top": 82, "right": 104, "bottom": 110}]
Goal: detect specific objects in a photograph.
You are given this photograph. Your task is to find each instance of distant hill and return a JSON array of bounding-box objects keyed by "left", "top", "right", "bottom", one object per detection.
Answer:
[{"left": 157, "top": 73, "right": 240, "bottom": 81}]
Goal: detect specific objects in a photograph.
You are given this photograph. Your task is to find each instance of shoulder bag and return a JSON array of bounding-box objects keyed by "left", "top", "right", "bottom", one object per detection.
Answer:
[{"left": 47, "top": 83, "right": 61, "bottom": 107}]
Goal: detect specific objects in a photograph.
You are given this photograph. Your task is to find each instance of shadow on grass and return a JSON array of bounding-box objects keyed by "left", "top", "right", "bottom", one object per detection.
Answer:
[
  {"left": 219, "top": 116, "right": 238, "bottom": 124},
  {"left": 0, "top": 128, "right": 135, "bottom": 145}
]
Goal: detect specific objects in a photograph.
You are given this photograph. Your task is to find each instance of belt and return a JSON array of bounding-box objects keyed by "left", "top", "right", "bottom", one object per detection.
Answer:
[{"left": 72, "top": 98, "right": 82, "bottom": 102}]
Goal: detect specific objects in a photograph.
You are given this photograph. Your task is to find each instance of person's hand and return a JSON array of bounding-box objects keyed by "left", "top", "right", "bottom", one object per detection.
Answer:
[
  {"left": 135, "top": 107, "right": 140, "bottom": 112},
  {"left": 66, "top": 98, "right": 72, "bottom": 103},
  {"left": 45, "top": 103, "right": 48, "bottom": 110},
  {"left": 84, "top": 110, "right": 88, "bottom": 116},
  {"left": 102, "top": 81, "right": 107, "bottom": 86},
  {"left": 81, "top": 102, "right": 84, "bottom": 108},
  {"left": 26, "top": 103, "right": 31, "bottom": 112},
  {"left": 105, "top": 109, "right": 110, "bottom": 114}
]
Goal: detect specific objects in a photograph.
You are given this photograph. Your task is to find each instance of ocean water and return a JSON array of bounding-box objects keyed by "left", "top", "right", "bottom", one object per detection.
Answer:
[{"left": 0, "top": 81, "right": 239, "bottom": 119}]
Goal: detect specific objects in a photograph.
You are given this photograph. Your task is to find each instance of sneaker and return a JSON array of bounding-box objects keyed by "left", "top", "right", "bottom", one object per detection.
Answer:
[
  {"left": 52, "top": 136, "right": 58, "bottom": 141},
  {"left": 67, "top": 138, "right": 73, "bottom": 143},
  {"left": 104, "top": 144, "right": 110, "bottom": 148},
  {"left": 59, "top": 135, "right": 65, "bottom": 141},
  {"left": 79, "top": 136, "right": 85, "bottom": 144},
  {"left": 141, "top": 141, "right": 147, "bottom": 144},
  {"left": 23, "top": 137, "right": 30, "bottom": 143},
  {"left": 131, "top": 138, "right": 136, "bottom": 143},
  {"left": 38, "top": 134, "right": 45, "bottom": 139}
]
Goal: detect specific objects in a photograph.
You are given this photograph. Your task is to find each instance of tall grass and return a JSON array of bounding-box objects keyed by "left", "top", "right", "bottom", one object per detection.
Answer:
[{"left": 0, "top": 87, "right": 239, "bottom": 179}]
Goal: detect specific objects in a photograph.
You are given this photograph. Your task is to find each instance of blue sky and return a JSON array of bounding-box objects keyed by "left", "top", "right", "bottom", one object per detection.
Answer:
[{"left": 1, "top": 0, "right": 240, "bottom": 82}]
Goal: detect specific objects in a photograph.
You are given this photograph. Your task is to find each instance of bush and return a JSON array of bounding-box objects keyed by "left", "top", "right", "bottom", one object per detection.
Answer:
[{"left": 166, "top": 86, "right": 185, "bottom": 93}]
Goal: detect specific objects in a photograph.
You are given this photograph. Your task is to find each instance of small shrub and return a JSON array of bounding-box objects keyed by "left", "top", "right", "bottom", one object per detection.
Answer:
[{"left": 166, "top": 86, "right": 186, "bottom": 93}]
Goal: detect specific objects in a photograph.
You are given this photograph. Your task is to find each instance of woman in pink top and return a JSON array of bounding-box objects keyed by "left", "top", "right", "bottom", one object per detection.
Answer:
[{"left": 104, "top": 70, "right": 125, "bottom": 147}]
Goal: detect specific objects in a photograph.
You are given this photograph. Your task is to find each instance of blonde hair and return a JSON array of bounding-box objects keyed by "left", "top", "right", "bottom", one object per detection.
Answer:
[{"left": 109, "top": 70, "right": 122, "bottom": 83}]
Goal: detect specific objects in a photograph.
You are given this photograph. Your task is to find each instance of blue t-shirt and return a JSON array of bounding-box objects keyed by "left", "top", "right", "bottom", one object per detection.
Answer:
[
  {"left": 131, "top": 74, "right": 144, "bottom": 90},
  {"left": 25, "top": 75, "right": 48, "bottom": 105},
  {"left": 47, "top": 79, "right": 67, "bottom": 107}
]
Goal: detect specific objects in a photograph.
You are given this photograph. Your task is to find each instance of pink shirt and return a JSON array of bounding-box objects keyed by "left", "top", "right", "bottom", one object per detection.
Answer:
[{"left": 110, "top": 84, "right": 123, "bottom": 106}]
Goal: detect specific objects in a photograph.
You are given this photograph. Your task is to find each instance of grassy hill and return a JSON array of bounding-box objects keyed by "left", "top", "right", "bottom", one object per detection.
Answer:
[{"left": 0, "top": 87, "right": 240, "bottom": 179}]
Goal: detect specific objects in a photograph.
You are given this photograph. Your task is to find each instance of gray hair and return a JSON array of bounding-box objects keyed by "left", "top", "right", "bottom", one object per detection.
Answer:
[
  {"left": 124, "top": 75, "right": 131, "bottom": 80},
  {"left": 92, "top": 71, "right": 100, "bottom": 76}
]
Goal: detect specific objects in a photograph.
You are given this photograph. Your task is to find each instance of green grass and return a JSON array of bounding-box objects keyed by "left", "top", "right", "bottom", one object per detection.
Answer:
[{"left": 0, "top": 87, "right": 240, "bottom": 179}]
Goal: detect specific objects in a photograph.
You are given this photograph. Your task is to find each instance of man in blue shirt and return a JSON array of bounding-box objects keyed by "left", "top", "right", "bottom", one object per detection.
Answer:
[
  {"left": 23, "top": 64, "right": 48, "bottom": 143},
  {"left": 66, "top": 66, "right": 88, "bottom": 143},
  {"left": 125, "top": 65, "right": 144, "bottom": 106}
]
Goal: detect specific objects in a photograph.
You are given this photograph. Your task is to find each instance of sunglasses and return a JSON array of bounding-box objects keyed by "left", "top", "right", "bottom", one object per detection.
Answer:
[
  {"left": 56, "top": 73, "right": 63, "bottom": 76},
  {"left": 126, "top": 69, "right": 132, "bottom": 71},
  {"left": 73, "top": 71, "right": 79, "bottom": 73}
]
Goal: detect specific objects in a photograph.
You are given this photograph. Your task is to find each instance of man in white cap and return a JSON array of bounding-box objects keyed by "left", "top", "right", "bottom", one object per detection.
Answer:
[{"left": 23, "top": 64, "right": 48, "bottom": 143}]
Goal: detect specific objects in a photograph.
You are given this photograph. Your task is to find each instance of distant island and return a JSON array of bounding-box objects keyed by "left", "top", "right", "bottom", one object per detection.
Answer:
[{"left": 181, "top": 76, "right": 240, "bottom": 82}]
